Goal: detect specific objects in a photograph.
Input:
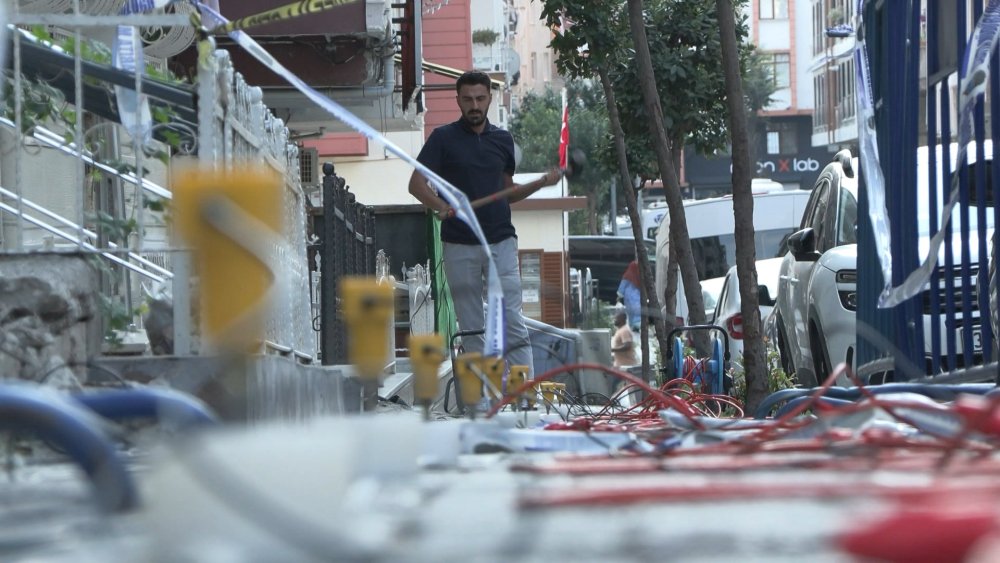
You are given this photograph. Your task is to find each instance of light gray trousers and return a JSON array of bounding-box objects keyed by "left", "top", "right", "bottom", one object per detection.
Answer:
[{"left": 442, "top": 237, "right": 533, "bottom": 376}]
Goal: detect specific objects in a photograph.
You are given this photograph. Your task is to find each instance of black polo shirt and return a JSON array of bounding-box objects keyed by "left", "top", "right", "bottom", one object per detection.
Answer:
[{"left": 417, "top": 118, "right": 517, "bottom": 245}]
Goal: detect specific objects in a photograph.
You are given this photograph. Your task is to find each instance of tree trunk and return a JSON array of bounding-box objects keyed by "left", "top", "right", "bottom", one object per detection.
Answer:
[
  {"left": 671, "top": 143, "right": 683, "bottom": 195},
  {"left": 665, "top": 236, "right": 679, "bottom": 325},
  {"left": 716, "top": 0, "right": 768, "bottom": 412},
  {"left": 625, "top": 0, "right": 709, "bottom": 356},
  {"left": 664, "top": 137, "right": 681, "bottom": 338},
  {"left": 597, "top": 65, "right": 668, "bottom": 377}
]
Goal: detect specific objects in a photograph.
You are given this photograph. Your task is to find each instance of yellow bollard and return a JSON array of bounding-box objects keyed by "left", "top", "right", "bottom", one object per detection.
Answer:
[
  {"left": 409, "top": 334, "right": 444, "bottom": 420},
  {"left": 539, "top": 382, "right": 558, "bottom": 406},
  {"left": 340, "top": 277, "right": 394, "bottom": 412},
  {"left": 508, "top": 365, "right": 531, "bottom": 410},
  {"left": 480, "top": 356, "right": 506, "bottom": 400},
  {"left": 454, "top": 352, "right": 483, "bottom": 417},
  {"left": 171, "top": 165, "right": 282, "bottom": 354}
]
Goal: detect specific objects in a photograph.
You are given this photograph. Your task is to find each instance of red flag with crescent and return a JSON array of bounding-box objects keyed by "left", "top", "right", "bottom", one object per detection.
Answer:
[{"left": 558, "top": 88, "right": 569, "bottom": 169}]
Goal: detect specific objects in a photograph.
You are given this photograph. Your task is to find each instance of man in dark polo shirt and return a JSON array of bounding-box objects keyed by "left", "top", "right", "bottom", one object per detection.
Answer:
[{"left": 408, "top": 71, "right": 560, "bottom": 375}]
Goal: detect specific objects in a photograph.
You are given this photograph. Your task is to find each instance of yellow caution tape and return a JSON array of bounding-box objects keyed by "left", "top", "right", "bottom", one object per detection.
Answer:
[{"left": 209, "top": 0, "right": 361, "bottom": 35}]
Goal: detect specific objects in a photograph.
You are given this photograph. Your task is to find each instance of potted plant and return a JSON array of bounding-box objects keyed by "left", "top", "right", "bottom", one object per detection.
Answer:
[
  {"left": 472, "top": 28, "right": 501, "bottom": 46},
  {"left": 826, "top": 7, "right": 845, "bottom": 25}
]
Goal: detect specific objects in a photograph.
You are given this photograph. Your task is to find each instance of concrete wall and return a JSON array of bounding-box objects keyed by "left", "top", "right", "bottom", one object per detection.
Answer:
[
  {"left": 97, "top": 354, "right": 361, "bottom": 421},
  {"left": 328, "top": 130, "right": 427, "bottom": 207},
  {"left": 512, "top": 210, "right": 564, "bottom": 253}
]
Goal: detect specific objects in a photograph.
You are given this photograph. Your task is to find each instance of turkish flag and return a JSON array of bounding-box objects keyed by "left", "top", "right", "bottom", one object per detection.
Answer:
[{"left": 558, "top": 89, "right": 569, "bottom": 169}]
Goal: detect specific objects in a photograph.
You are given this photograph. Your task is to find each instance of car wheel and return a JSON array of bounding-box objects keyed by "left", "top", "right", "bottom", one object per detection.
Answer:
[{"left": 810, "top": 320, "right": 834, "bottom": 386}]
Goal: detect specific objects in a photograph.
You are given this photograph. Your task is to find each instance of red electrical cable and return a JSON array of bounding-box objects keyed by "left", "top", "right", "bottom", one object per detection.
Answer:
[
  {"left": 836, "top": 505, "right": 998, "bottom": 563},
  {"left": 484, "top": 363, "right": 706, "bottom": 426},
  {"left": 519, "top": 480, "right": 1000, "bottom": 510}
]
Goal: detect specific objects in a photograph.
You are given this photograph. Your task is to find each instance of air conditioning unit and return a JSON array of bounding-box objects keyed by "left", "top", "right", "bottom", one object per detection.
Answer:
[{"left": 300, "top": 147, "right": 320, "bottom": 187}]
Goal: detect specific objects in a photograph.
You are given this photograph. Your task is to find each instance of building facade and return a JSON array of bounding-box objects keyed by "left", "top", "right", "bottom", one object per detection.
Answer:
[
  {"left": 684, "top": 0, "right": 827, "bottom": 197},
  {"left": 508, "top": 0, "right": 564, "bottom": 110},
  {"left": 809, "top": 0, "right": 858, "bottom": 150}
]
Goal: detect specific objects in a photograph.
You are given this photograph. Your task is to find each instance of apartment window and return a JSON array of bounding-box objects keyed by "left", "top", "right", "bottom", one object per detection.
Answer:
[
  {"left": 812, "top": 1, "right": 824, "bottom": 55},
  {"left": 765, "top": 122, "right": 798, "bottom": 154},
  {"left": 763, "top": 52, "right": 791, "bottom": 89},
  {"left": 760, "top": 0, "right": 788, "bottom": 19},
  {"left": 530, "top": 52, "right": 537, "bottom": 79},
  {"left": 833, "top": 59, "right": 856, "bottom": 122},
  {"left": 814, "top": 74, "right": 827, "bottom": 129},
  {"left": 766, "top": 132, "right": 780, "bottom": 154},
  {"left": 543, "top": 52, "right": 551, "bottom": 81}
]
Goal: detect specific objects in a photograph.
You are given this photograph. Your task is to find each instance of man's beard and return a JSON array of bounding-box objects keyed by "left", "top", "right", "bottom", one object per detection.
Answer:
[{"left": 464, "top": 111, "right": 485, "bottom": 125}]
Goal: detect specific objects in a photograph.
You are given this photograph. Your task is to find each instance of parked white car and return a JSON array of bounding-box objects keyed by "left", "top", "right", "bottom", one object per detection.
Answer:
[
  {"left": 774, "top": 151, "right": 859, "bottom": 387},
  {"left": 711, "top": 258, "right": 785, "bottom": 366},
  {"left": 700, "top": 276, "right": 726, "bottom": 324}
]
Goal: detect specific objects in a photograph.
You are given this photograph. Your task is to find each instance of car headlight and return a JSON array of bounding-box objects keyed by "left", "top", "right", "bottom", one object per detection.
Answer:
[{"left": 839, "top": 290, "right": 857, "bottom": 311}]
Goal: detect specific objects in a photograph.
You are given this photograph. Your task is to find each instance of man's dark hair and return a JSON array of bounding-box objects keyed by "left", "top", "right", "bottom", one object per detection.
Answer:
[{"left": 455, "top": 71, "right": 492, "bottom": 93}]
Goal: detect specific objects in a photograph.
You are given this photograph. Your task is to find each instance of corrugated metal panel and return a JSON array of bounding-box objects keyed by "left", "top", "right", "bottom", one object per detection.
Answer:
[{"left": 541, "top": 251, "right": 566, "bottom": 327}]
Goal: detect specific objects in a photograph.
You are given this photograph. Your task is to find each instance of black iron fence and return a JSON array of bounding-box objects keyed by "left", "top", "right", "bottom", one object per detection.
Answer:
[{"left": 319, "top": 166, "right": 377, "bottom": 365}]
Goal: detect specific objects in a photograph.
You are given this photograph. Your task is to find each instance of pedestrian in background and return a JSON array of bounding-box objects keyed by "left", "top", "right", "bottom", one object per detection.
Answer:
[
  {"left": 611, "top": 311, "right": 638, "bottom": 368},
  {"left": 617, "top": 259, "right": 642, "bottom": 331},
  {"left": 407, "top": 70, "right": 560, "bottom": 371}
]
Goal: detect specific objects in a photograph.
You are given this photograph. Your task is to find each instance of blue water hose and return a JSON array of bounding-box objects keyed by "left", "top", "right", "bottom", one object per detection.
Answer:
[
  {"left": 74, "top": 387, "right": 218, "bottom": 429},
  {"left": 772, "top": 396, "right": 856, "bottom": 419},
  {"left": 0, "top": 384, "right": 137, "bottom": 512},
  {"left": 755, "top": 383, "right": 996, "bottom": 419}
]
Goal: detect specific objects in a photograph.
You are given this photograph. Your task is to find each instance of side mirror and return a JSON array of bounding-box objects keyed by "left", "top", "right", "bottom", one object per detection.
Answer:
[
  {"left": 787, "top": 228, "right": 820, "bottom": 262},
  {"left": 758, "top": 284, "right": 775, "bottom": 307}
]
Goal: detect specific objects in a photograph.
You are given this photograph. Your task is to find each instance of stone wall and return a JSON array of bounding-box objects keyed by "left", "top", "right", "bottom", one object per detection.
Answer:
[{"left": 0, "top": 253, "right": 100, "bottom": 388}]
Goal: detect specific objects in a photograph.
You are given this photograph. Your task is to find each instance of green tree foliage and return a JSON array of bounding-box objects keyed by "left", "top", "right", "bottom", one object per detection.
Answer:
[
  {"left": 509, "top": 81, "right": 611, "bottom": 234},
  {"left": 535, "top": 0, "right": 771, "bottom": 363},
  {"left": 541, "top": 0, "right": 771, "bottom": 182},
  {"left": 514, "top": 0, "right": 775, "bottom": 240}
]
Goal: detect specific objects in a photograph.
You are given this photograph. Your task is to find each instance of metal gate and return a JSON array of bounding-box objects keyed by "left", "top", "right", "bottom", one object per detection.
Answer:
[{"left": 858, "top": 0, "right": 999, "bottom": 380}]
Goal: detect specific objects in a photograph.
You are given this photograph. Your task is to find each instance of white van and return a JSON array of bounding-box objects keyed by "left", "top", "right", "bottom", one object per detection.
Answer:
[
  {"left": 643, "top": 179, "right": 788, "bottom": 240},
  {"left": 655, "top": 189, "right": 812, "bottom": 324}
]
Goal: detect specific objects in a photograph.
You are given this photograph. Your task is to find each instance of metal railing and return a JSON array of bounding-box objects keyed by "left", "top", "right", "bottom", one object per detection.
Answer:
[
  {"left": 196, "top": 48, "right": 314, "bottom": 360},
  {"left": 1, "top": 8, "right": 314, "bottom": 361}
]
